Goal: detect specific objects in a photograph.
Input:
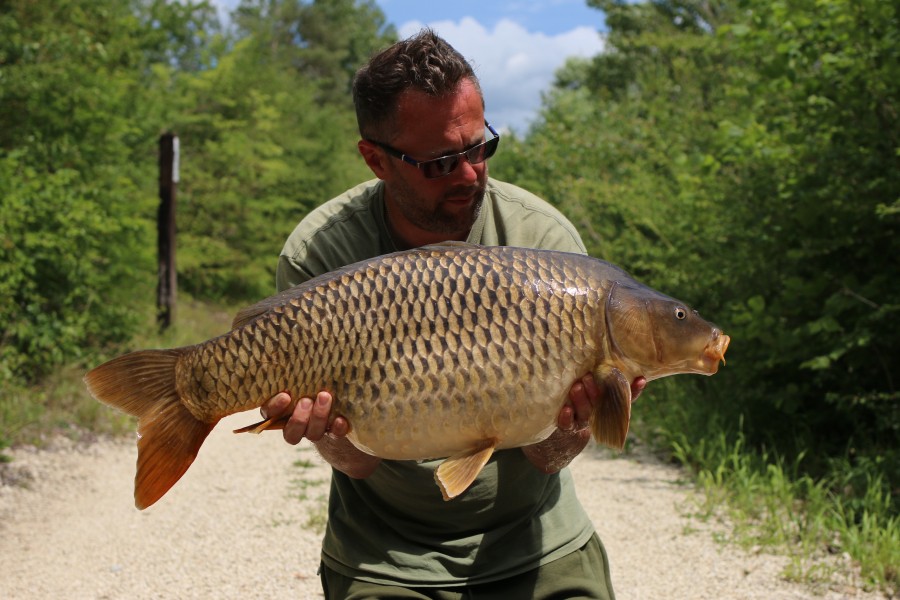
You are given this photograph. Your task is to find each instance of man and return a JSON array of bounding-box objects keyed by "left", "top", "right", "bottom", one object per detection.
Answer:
[{"left": 263, "top": 29, "right": 644, "bottom": 599}]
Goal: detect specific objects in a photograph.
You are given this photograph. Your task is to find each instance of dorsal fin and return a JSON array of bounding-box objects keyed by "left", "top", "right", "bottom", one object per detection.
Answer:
[
  {"left": 230, "top": 262, "right": 364, "bottom": 329},
  {"left": 232, "top": 244, "right": 483, "bottom": 330}
]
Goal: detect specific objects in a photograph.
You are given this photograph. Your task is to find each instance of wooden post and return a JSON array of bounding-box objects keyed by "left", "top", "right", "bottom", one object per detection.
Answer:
[{"left": 157, "top": 133, "right": 179, "bottom": 330}]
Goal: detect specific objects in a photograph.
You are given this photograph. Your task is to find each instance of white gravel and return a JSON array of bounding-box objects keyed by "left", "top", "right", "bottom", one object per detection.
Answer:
[{"left": 0, "top": 413, "right": 884, "bottom": 599}]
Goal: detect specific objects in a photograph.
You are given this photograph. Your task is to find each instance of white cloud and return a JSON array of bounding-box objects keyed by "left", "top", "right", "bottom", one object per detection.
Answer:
[
  {"left": 206, "top": 2, "right": 606, "bottom": 132},
  {"left": 400, "top": 17, "right": 604, "bottom": 133}
]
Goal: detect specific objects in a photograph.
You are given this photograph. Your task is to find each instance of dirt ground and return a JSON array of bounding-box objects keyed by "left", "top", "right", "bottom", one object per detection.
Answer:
[{"left": 0, "top": 413, "right": 885, "bottom": 599}]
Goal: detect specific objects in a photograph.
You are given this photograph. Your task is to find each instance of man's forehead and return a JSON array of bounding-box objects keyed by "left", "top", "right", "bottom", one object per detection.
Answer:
[
  {"left": 394, "top": 79, "right": 481, "bottom": 116},
  {"left": 391, "top": 84, "right": 485, "bottom": 149}
]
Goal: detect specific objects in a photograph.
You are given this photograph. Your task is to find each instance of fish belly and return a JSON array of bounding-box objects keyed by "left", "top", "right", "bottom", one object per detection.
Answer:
[{"left": 343, "top": 373, "right": 573, "bottom": 460}]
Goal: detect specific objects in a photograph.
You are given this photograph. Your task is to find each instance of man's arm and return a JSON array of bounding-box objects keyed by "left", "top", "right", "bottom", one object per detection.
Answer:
[{"left": 521, "top": 375, "right": 647, "bottom": 473}]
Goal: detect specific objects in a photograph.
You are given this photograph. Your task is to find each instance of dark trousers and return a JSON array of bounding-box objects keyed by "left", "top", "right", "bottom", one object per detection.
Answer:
[{"left": 319, "top": 533, "right": 615, "bottom": 600}]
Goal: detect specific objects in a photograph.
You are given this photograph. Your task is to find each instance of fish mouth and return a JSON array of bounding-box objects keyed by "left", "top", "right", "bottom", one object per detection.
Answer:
[{"left": 701, "top": 331, "right": 730, "bottom": 374}]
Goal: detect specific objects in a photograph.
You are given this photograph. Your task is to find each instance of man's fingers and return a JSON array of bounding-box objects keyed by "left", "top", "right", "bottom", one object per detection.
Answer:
[
  {"left": 557, "top": 402, "right": 576, "bottom": 430},
  {"left": 581, "top": 374, "right": 601, "bottom": 403},
  {"left": 631, "top": 376, "right": 648, "bottom": 402},
  {"left": 329, "top": 416, "right": 349, "bottom": 437},
  {"left": 261, "top": 391, "right": 292, "bottom": 420},
  {"left": 282, "top": 391, "right": 334, "bottom": 444},
  {"left": 569, "top": 375, "right": 596, "bottom": 428},
  {"left": 305, "top": 392, "right": 333, "bottom": 441},
  {"left": 282, "top": 397, "right": 314, "bottom": 445},
  {"left": 558, "top": 374, "right": 646, "bottom": 437}
]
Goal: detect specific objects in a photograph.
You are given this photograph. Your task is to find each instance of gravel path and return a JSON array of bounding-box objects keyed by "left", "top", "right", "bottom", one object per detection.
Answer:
[{"left": 0, "top": 413, "right": 882, "bottom": 599}]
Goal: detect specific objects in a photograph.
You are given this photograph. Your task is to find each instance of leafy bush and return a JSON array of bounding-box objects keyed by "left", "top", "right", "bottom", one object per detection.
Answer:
[
  {"left": 496, "top": 0, "right": 900, "bottom": 490},
  {"left": 0, "top": 0, "right": 393, "bottom": 384},
  {"left": 0, "top": 153, "right": 150, "bottom": 383},
  {"left": 494, "top": 0, "right": 899, "bottom": 589}
]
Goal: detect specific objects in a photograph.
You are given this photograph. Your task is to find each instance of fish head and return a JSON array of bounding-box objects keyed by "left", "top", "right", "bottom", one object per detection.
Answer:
[{"left": 604, "top": 281, "right": 730, "bottom": 381}]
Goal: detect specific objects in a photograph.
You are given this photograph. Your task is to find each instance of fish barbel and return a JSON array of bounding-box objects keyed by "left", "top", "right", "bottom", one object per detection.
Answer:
[{"left": 84, "top": 243, "right": 730, "bottom": 509}]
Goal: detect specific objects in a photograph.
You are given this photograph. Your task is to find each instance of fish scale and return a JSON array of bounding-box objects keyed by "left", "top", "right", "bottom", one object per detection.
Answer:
[
  {"left": 84, "top": 243, "right": 729, "bottom": 509},
  {"left": 183, "top": 245, "right": 600, "bottom": 456}
]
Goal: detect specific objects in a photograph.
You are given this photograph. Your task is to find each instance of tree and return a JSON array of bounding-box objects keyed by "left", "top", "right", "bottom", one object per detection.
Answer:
[
  {"left": 0, "top": 0, "right": 171, "bottom": 381},
  {"left": 172, "top": 0, "right": 394, "bottom": 301},
  {"left": 0, "top": 0, "right": 225, "bottom": 381},
  {"left": 493, "top": 0, "right": 900, "bottom": 485},
  {"left": 233, "top": 0, "right": 396, "bottom": 104}
]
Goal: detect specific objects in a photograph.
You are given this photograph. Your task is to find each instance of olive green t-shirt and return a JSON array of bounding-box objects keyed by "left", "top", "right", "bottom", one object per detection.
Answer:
[{"left": 277, "top": 178, "right": 596, "bottom": 586}]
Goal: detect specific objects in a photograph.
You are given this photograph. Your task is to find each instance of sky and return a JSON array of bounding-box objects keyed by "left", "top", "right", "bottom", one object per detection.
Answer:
[{"left": 211, "top": 1, "right": 608, "bottom": 133}]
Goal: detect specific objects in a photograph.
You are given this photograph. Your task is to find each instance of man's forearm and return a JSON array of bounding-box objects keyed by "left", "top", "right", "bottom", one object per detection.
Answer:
[
  {"left": 314, "top": 434, "right": 382, "bottom": 479},
  {"left": 521, "top": 428, "right": 591, "bottom": 474}
]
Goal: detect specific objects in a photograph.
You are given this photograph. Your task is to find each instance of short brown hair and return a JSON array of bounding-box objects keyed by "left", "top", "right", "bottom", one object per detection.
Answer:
[{"left": 352, "top": 28, "right": 483, "bottom": 140}]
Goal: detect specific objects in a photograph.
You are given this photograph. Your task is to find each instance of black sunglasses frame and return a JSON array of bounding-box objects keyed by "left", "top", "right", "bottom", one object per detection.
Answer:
[{"left": 368, "top": 121, "right": 500, "bottom": 179}]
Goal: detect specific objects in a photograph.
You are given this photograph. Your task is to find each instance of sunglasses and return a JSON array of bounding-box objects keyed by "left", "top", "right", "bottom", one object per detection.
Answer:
[{"left": 368, "top": 121, "right": 500, "bottom": 179}]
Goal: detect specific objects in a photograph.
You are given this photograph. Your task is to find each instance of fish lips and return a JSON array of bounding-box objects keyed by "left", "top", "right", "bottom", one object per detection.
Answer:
[{"left": 701, "top": 331, "right": 731, "bottom": 374}]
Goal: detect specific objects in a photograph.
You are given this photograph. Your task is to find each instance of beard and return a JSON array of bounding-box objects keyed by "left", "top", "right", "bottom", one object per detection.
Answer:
[{"left": 389, "top": 177, "right": 486, "bottom": 236}]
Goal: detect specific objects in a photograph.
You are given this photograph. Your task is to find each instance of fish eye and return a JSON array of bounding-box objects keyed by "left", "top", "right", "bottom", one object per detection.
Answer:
[{"left": 675, "top": 307, "right": 687, "bottom": 320}]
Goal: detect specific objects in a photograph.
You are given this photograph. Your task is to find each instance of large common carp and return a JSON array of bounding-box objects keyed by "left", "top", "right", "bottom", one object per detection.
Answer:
[{"left": 84, "top": 243, "right": 729, "bottom": 509}]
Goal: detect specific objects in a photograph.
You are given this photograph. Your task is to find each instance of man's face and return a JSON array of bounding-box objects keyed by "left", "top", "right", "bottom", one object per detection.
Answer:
[{"left": 364, "top": 79, "right": 491, "bottom": 247}]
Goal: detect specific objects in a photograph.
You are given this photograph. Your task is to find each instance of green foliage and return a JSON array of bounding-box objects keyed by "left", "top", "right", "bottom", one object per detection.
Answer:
[
  {"left": 169, "top": 33, "right": 377, "bottom": 302},
  {"left": 0, "top": 298, "right": 238, "bottom": 457},
  {"left": 166, "top": 1, "right": 393, "bottom": 302},
  {"left": 0, "top": 154, "right": 148, "bottom": 382},
  {"left": 705, "top": 0, "right": 900, "bottom": 460},
  {"left": 660, "top": 414, "right": 900, "bottom": 589},
  {"left": 0, "top": 0, "right": 393, "bottom": 386},
  {"left": 494, "top": 0, "right": 899, "bottom": 590},
  {"left": 496, "top": 0, "right": 900, "bottom": 469},
  {"left": 0, "top": 0, "right": 161, "bottom": 383},
  {"left": 234, "top": 0, "right": 395, "bottom": 105}
]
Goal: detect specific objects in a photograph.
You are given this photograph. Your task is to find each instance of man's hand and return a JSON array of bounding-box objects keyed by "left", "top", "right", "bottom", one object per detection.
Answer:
[
  {"left": 559, "top": 374, "right": 647, "bottom": 434},
  {"left": 260, "top": 391, "right": 380, "bottom": 479},
  {"left": 522, "top": 374, "right": 647, "bottom": 473},
  {"left": 261, "top": 391, "right": 349, "bottom": 444}
]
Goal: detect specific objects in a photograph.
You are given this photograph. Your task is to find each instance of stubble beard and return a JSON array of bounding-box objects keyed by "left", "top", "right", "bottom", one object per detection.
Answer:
[{"left": 391, "top": 178, "right": 486, "bottom": 236}]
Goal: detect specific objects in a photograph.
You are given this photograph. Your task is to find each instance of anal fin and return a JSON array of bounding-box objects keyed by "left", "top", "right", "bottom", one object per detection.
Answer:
[{"left": 434, "top": 439, "right": 497, "bottom": 501}]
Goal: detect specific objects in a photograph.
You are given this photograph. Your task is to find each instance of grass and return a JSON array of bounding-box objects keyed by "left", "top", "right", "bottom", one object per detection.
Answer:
[
  {"left": 663, "top": 425, "right": 899, "bottom": 596},
  {"left": 290, "top": 449, "right": 330, "bottom": 532},
  {"left": 0, "top": 297, "right": 237, "bottom": 454}
]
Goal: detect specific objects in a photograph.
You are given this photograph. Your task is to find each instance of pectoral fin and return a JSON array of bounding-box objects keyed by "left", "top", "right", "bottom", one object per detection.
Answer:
[
  {"left": 591, "top": 367, "right": 632, "bottom": 450},
  {"left": 434, "top": 439, "right": 498, "bottom": 501}
]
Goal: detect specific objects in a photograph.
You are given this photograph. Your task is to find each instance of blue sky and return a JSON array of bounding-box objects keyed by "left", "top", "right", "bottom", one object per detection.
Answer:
[
  {"left": 377, "top": 0, "right": 606, "bottom": 36},
  {"left": 211, "top": 1, "right": 608, "bottom": 132},
  {"left": 378, "top": 1, "right": 607, "bottom": 132}
]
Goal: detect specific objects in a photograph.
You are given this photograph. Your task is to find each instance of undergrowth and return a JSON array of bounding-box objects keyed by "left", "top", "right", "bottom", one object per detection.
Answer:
[
  {"left": 658, "top": 422, "right": 899, "bottom": 596},
  {"left": 0, "top": 297, "right": 237, "bottom": 455}
]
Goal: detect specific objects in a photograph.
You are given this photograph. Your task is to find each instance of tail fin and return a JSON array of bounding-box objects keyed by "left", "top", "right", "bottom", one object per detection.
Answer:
[
  {"left": 590, "top": 367, "right": 632, "bottom": 450},
  {"left": 84, "top": 349, "right": 215, "bottom": 509}
]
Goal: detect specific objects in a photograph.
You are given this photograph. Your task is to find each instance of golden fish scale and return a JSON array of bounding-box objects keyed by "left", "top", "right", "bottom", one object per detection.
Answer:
[{"left": 176, "top": 246, "right": 607, "bottom": 459}]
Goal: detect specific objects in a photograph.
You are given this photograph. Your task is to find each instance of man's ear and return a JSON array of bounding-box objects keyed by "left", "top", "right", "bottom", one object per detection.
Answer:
[{"left": 358, "top": 140, "right": 389, "bottom": 179}]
